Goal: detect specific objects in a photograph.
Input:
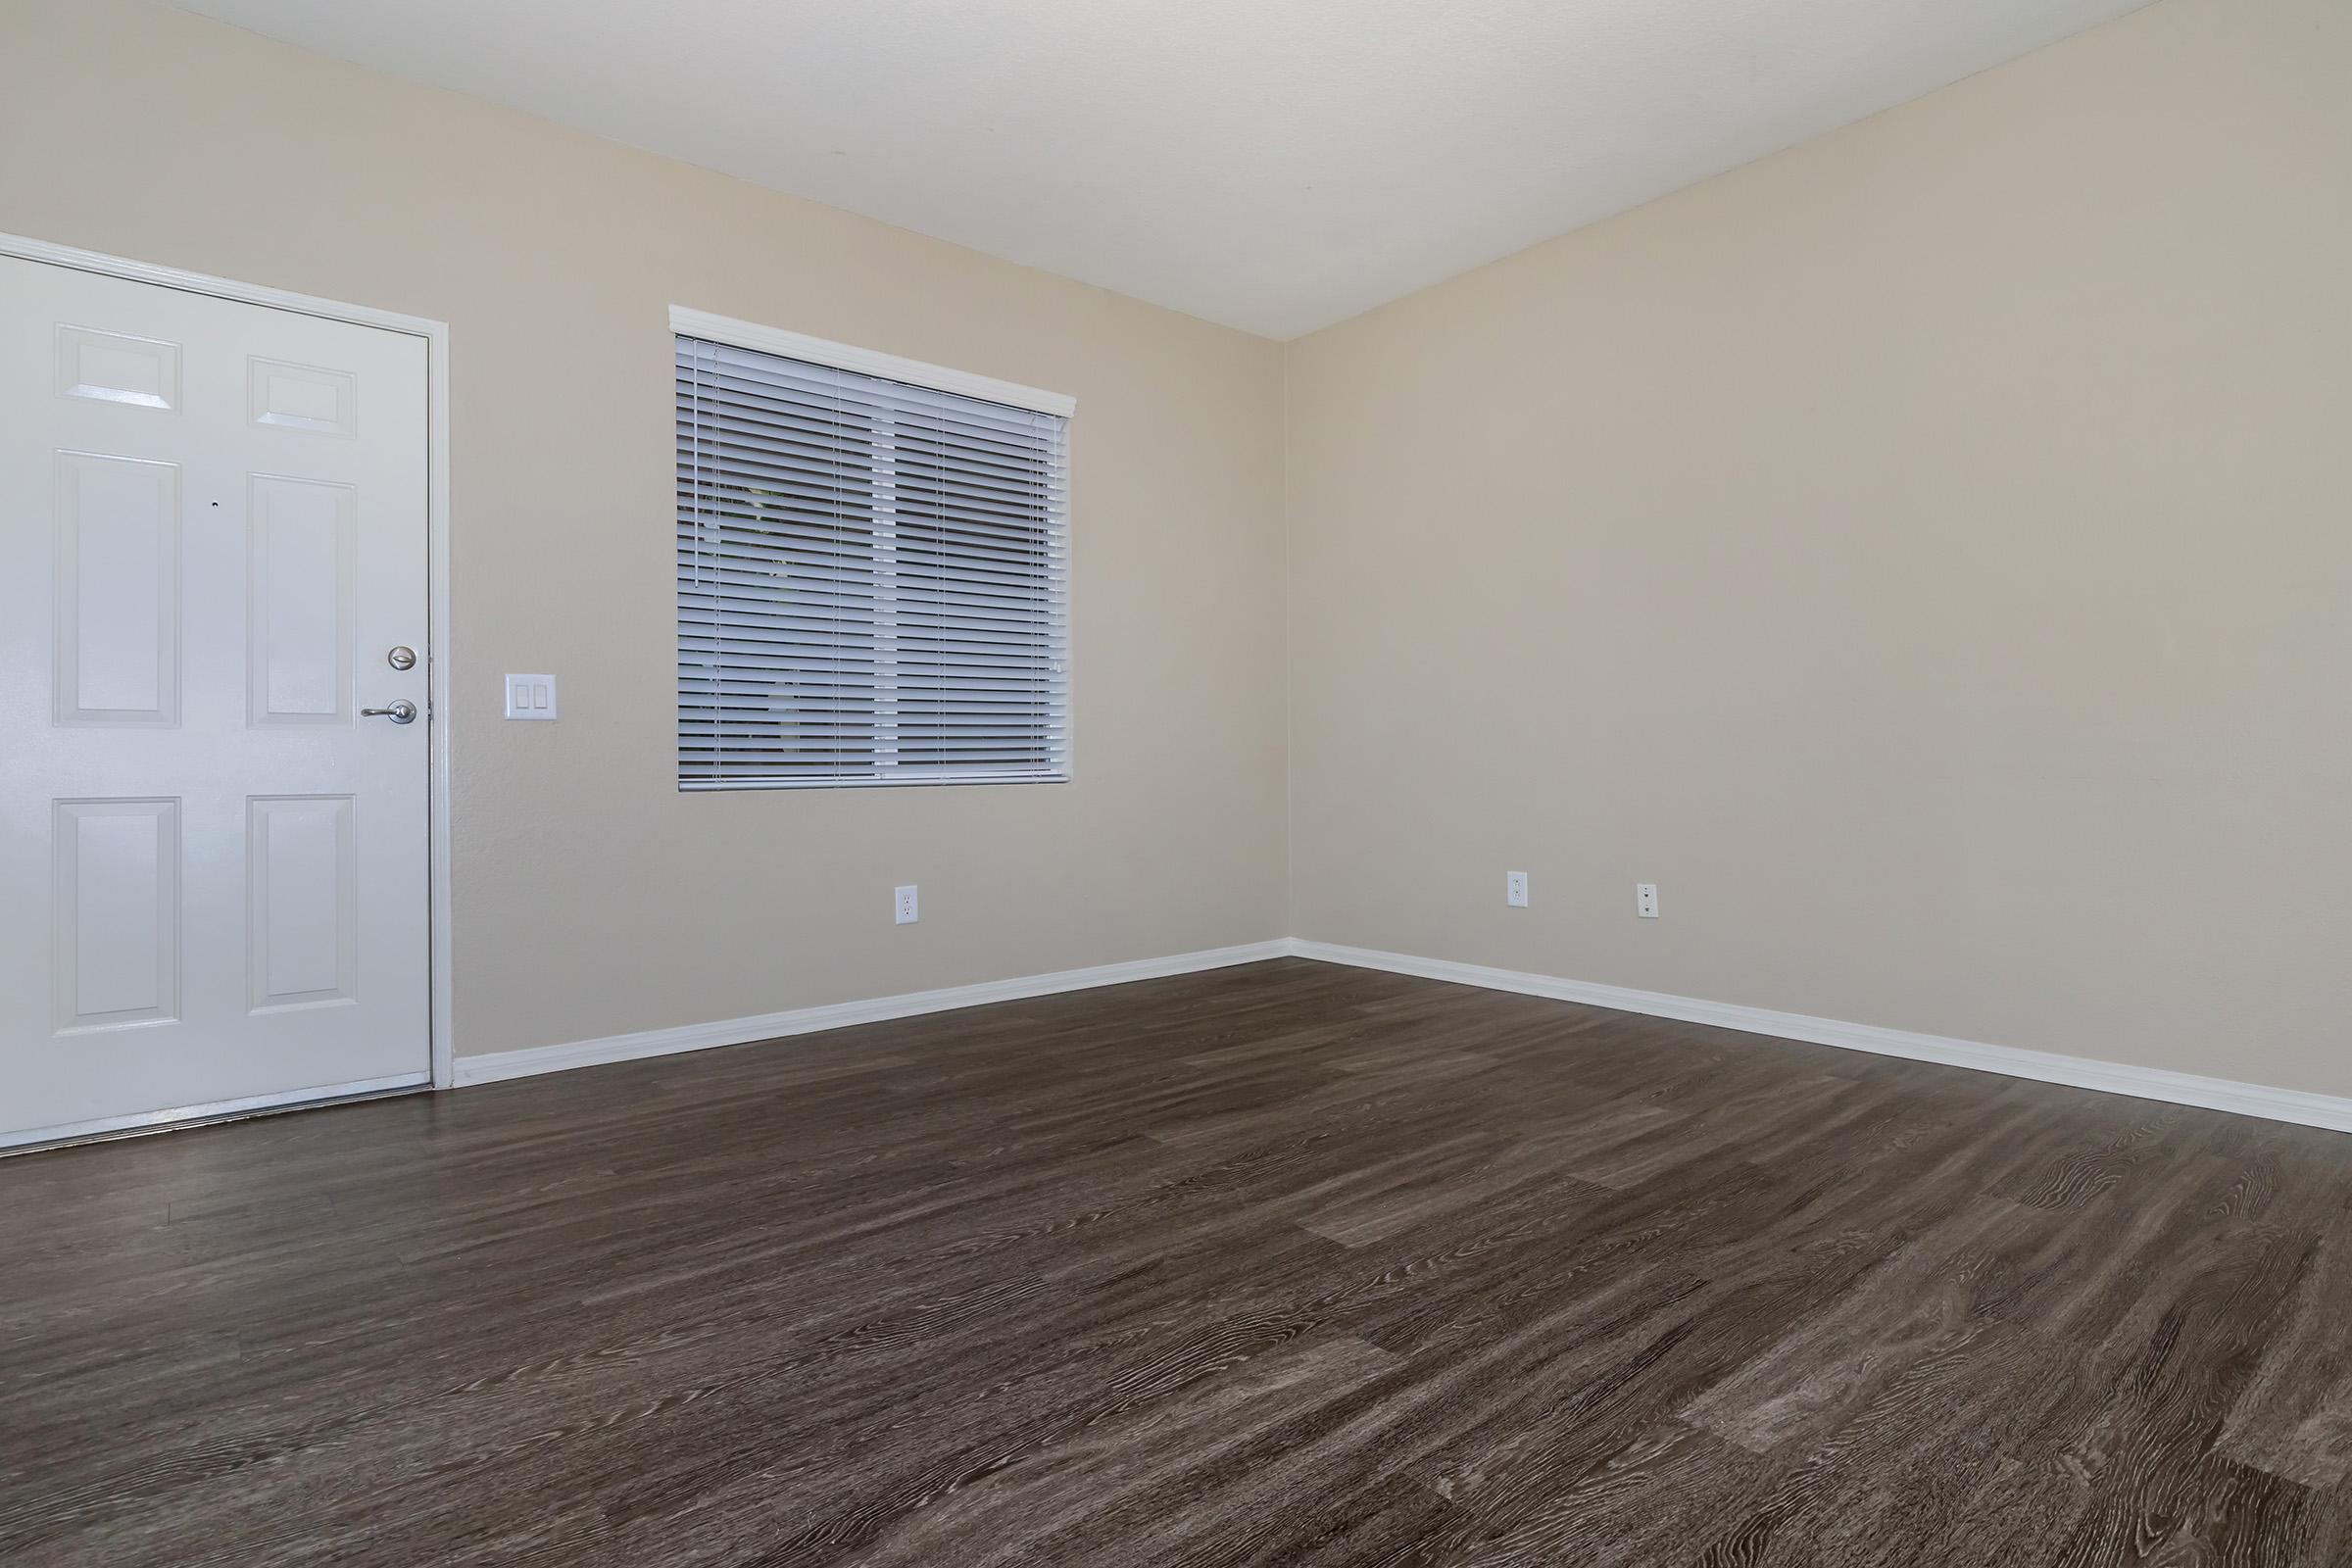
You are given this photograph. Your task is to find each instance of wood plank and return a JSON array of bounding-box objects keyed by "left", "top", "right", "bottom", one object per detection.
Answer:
[{"left": 1, "top": 957, "right": 2346, "bottom": 1567}]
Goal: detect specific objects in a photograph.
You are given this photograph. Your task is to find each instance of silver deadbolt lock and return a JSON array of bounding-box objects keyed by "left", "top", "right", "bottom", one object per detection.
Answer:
[{"left": 386, "top": 645, "right": 417, "bottom": 671}]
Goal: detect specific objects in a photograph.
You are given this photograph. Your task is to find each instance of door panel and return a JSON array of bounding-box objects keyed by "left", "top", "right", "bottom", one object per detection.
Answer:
[
  {"left": 1, "top": 254, "right": 431, "bottom": 1146},
  {"left": 246, "top": 474, "right": 356, "bottom": 726},
  {"left": 246, "top": 793, "right": 358, "bottom": 1012},
  {"left": 54, "top": 451, "right": 180, "bottom": 726},
  {"left": 51, "top": 797, "right": 180, "bottom": 1034}
]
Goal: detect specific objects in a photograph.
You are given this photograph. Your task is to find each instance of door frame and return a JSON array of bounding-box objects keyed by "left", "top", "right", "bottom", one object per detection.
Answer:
[{"left": 1, "top": 230, "right": 458, "bottom": 1095}]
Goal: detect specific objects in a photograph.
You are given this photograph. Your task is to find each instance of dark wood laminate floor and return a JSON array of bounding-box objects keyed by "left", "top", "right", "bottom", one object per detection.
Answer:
[{"left": 6, "top": 958, "right": 2352, "bottom": 1566}]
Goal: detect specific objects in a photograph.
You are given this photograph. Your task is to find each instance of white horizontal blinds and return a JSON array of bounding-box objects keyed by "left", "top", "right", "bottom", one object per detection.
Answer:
[
  {"left": 890, "top": 375, "right": 1069, "bottom": 772},
  {"left": 676, "top": 334, "right": 1071, "bottom": 788},
  {"left": 676, "top": 338, "right": 883, "bottom": 785}
]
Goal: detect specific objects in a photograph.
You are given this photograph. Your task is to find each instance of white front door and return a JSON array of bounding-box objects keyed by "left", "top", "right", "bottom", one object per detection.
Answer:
[{"left": 0, "top": 254, "right": 432, "bottom": 1148}]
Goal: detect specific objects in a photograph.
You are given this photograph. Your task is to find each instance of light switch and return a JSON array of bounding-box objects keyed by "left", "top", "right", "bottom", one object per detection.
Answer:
[{"left": 504, "top": 674, "right": 558, "bottom": 720}]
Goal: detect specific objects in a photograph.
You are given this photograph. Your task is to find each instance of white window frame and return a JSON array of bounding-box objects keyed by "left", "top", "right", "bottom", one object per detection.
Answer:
[{"left": 670, "top": 306, "right": 1076, "bottom": 790}]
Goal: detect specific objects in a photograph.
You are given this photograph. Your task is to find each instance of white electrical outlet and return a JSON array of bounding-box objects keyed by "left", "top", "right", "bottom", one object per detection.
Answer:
[
  {"left": 1637, "top": 883, "right": 1659, "bottom": 919},
  {"left": 894, "top": 885, "right": 918, "bottom": 924},
  {"left": 1505, "top": 871, "right": 1529, "bottom": 908}
]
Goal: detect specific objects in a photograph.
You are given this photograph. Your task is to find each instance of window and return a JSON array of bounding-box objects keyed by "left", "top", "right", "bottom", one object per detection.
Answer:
[{"left": 673, "top": 310, "right": 1073, "bottom": 789}]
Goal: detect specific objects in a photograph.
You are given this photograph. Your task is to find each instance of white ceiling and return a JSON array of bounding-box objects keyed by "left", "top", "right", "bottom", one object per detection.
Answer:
[{"left": 174, "top": 0, "right": 2153, "bottom": 339}]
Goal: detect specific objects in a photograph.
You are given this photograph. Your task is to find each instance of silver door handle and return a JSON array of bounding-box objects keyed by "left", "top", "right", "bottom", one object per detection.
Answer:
[{"left": 361, "top": 699, "right": 418, "bottom": 724}]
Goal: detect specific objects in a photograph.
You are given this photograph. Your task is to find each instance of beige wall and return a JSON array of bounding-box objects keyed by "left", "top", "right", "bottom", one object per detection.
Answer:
[
  {"left": 1285, "top": 0, "right": 2352, "bottom": 1097},
  {"left": 0, "top": 0, "right": 1291, "bottom": 1057},
  {"left": 7, "top": 0, "right": 2344, "bottom": 1101}
]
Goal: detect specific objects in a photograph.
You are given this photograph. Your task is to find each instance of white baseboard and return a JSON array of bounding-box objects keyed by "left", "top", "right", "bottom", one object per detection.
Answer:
[
  {"left": 452, "top": 940, "right": 1294, "bottom": 1087},
  {"left": 1290, "top": 940, "right": 2352, "bottom": 1136},
  {"left": 450, "top": 933, "right": 2352, "bottom": 1138}
]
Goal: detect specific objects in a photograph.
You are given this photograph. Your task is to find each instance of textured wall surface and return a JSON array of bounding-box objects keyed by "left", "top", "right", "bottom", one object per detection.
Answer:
[
  {"left": 5, "top": 0, "right": 2343, "bottom": 1103},
  {"left": 1, "top": 0, "right": 1292, "bottom": 1059},
  {"left": 1285, "top": 0, "right": 2352, "bottom": 1095}
]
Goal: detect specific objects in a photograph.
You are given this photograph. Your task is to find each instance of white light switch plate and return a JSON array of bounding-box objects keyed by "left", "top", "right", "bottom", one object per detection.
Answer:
[{"left": 505, "top": 674, "right": 558, "bottom": 720}]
